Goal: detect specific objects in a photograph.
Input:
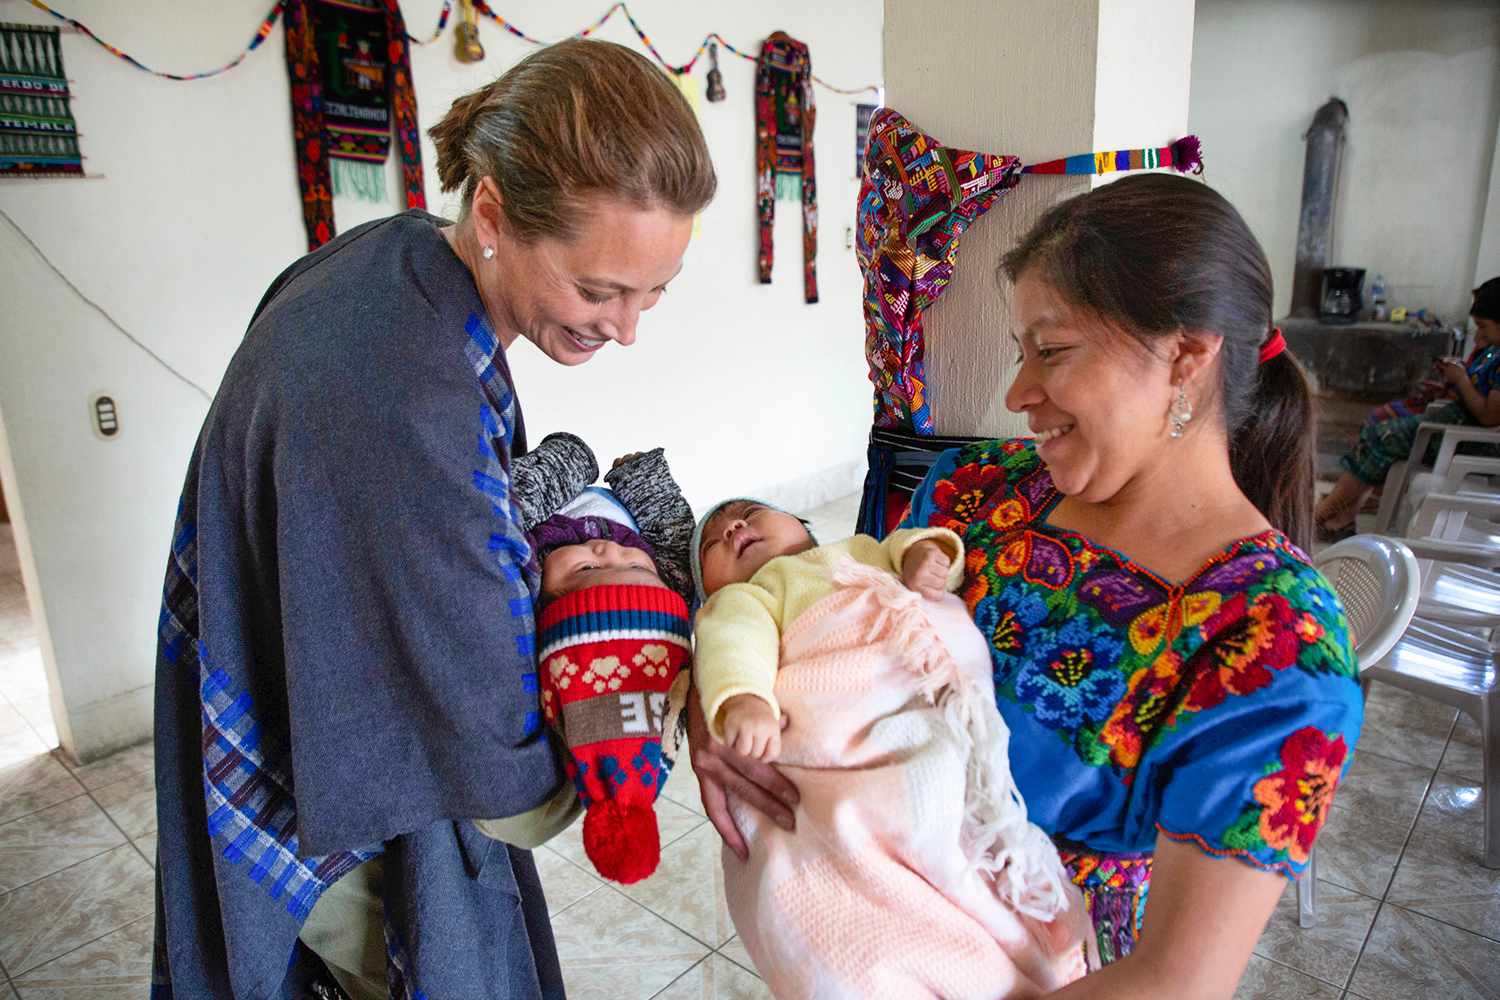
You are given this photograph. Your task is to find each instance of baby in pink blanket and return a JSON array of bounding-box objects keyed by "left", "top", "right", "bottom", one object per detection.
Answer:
[{"left": 690, "top": 499, "right": 1090, "bottom": 999}]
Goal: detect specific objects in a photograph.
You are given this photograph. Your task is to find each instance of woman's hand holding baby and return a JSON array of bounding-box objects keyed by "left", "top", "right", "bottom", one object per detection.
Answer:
[
  {"left": 901, "top": 539, "right": 953, "bottom": 599},
  {"left": 719, "top": 694, "right": 782, "bottom": 761}
]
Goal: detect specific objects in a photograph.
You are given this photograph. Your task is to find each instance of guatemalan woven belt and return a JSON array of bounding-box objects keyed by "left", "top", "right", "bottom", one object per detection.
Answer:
[
  {"left": 284, "top": 0, "right": 426, "bottom": 250},
  {"left": 756, "top": 31, "right": 817, "bottom": 304}
]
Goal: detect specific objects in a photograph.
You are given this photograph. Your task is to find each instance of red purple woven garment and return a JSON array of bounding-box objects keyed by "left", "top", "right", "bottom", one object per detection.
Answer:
[
  {"left": 855, "top": 109, "right": 1022, "bottom": 433},
  {"left": 285, "top": 0, "right": 426, "bottom": 250},
  {"left": 755, "top": 31, "right": 817, "bottom": 304}
]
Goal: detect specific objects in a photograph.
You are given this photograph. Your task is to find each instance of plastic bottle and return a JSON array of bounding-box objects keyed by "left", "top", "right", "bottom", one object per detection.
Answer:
[{"left": 1370, "top": 273, "right": 1388, "bottom": 321}]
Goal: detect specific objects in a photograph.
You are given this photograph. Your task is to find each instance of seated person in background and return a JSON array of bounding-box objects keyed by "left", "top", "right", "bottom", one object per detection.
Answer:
[
  {"left": 690, "top": 498, "right": 1089, "bottom": 999},
  {"left": 1314, "top": 277, "right": 1500, "bottom": 538}
]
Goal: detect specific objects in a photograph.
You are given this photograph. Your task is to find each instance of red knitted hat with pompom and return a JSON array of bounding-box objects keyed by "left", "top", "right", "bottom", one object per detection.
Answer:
[{"left": 537, "top": 583, "right": 691, "bottom": 884}]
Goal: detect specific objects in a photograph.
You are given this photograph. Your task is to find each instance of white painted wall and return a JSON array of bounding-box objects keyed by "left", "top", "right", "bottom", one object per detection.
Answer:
[
  {"left": 1475, "top": 125, "right": 1500, "bottom": 286},
  {"left": 1189, "top": 0, "right": 1500, "bottom": 322},
  {"left": 0, "top": 0, "right": 881, "bottom": 760},
  {"left": 884, "top": 0, "right": 1193, "bottom": 438}
]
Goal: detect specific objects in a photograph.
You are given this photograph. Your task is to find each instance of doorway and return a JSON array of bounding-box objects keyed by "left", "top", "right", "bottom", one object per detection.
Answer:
[{"left": 0, "top": 466, "right": 57, "bottom": 755}]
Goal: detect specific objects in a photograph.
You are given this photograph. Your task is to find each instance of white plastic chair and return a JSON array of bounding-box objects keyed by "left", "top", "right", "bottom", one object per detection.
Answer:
[
  {"left": 1354, "top": 495, "right": 1500, "bottom": 875},
  {"left": 1301, "top": 536, "right": 1422, "bottom": 927},
  {"left": 1376, "top": 423, "right": 1500, "bottom": 535},
  {"left": 1400, "top": 493, "right": 1500, "bottom": 627},
  {"left": 1363, "top": 620, "right": 1498, "bottom": 871},
  {"left": 1408, "top": 492, "right": 1500, "bottom": 548}
]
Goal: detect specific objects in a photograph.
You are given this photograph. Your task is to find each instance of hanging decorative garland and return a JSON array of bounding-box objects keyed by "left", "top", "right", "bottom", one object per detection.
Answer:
[
  {"left": 22, "top": 0, "right": 879, "bottom": 93},
  {"left": 25, "top": 0, "right": 287, "bottom": 81},
  {"left": 470, "top": 1, "right": 876, "bottom": 93}
]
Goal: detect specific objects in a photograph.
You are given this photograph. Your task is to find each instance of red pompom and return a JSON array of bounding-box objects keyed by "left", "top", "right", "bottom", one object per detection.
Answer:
[{"left": 583, "top": 801, "right": 661, "bottom": 884}]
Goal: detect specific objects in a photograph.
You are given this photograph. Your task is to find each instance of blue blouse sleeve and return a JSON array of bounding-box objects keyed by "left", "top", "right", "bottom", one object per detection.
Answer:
[
  {"left": 1472, "top": 348, "right": 1500, "bottom": 397},
  {"left": 897, "top": 447, "right": 964, "bottom": 530},
  {"left": 1141, "top": 567, "right": 1363, "bottom": 880}
]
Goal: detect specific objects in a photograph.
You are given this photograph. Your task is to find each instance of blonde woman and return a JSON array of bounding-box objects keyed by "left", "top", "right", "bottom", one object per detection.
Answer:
[{"left": 152, "top": 40, "right": 714, "bottom": 998}]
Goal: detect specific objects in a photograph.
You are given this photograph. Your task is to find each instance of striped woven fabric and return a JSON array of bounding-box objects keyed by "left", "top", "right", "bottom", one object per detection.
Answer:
[{"left": 1021, "top": 135, "right": 1202, "bottom": 175}]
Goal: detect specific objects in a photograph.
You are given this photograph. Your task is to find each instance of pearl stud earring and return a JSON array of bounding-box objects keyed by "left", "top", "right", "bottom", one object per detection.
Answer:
[{"left": 481, "top": 245, "right": 495, "bottom": 260}]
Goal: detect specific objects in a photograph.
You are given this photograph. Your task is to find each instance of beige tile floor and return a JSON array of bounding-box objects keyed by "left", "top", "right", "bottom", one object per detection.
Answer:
[{"left": 4, "top": 498, "right": 1500, "bottom": 997}]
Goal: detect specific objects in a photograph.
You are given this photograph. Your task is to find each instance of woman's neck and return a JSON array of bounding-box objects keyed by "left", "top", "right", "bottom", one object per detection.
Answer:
[
  {"left": 1049, "top": 431, "right": 1268, "bottom": 581},
  {"left": 441, "top": 217, "right": 521, "bottom": 348}
]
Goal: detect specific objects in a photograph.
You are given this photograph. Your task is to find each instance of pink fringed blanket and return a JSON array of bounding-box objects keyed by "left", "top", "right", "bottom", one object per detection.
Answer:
[{"left": 723, "top": 560, "right": 1092, "bottom": 999}]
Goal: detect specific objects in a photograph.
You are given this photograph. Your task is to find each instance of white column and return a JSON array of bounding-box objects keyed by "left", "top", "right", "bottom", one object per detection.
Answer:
[
  {"left": 1474, "top": 125, "right": 1500, "bottom": 287},
  {"left": 883, "top": 0, "right": 1194, "bottom": 437}
]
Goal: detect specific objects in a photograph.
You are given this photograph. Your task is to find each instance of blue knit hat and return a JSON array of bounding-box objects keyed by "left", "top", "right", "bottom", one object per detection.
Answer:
[{"left": 689, "top": 497, "right": 816, "bottom": 605}]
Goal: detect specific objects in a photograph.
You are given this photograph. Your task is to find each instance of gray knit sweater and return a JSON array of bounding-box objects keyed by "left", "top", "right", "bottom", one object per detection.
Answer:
[{"left": 513, "top": 434, "right": 695, "bottom": 601}]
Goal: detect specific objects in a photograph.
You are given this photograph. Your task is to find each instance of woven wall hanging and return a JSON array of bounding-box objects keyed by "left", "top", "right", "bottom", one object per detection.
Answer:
[{"left": 0, "top": 22, "right": 82, "bottom": 177}]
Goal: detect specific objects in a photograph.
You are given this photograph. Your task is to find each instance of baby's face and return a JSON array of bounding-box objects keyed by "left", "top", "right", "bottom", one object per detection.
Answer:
[
  {"left": 698, "top": 501, "right": 814, "bottom": 597},
  {"left": 542, "top": 540, "right": 664, "bottom": 598}
]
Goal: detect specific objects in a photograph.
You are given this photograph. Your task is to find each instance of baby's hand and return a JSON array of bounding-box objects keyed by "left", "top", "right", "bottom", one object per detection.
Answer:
[
  {"left": 611, "top": 451, "right": 645, "bottom": 470},
  {"left": 719, "top": 694, "right": 781, "bottom": 762},
  {"left": 901, "top": 539, "right": 952, "bottom": 600}
]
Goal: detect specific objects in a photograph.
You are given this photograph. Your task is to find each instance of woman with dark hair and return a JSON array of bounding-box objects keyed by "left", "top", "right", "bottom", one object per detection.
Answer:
[
  {"left": 691, "top": 174, "right": 1360, "bottom": 996},
  {"left": 1314, "top": 277, "right": 1500, "bottom": 538},
  {"left": 152, "top": 39, "right": 715, "bottom": 998}
]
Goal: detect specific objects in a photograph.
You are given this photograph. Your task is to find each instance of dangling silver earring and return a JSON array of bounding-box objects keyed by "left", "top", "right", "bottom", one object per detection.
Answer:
[
  {"left": 1169, "top": 386, "right": 1193, "bottom": 439},
  {"left": 481, "top": 245, "right": 495, "bottom": 260}
]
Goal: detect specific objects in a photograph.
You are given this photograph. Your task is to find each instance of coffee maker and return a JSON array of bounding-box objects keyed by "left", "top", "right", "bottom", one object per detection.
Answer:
[{"left": 1320, "top": 267, "right": 1366, "bottom": 324}]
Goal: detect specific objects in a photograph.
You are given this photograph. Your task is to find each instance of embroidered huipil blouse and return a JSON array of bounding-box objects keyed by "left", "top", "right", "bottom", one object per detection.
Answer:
[{"left": 902, "top": 440, "right": 1362, "bottom": 964}]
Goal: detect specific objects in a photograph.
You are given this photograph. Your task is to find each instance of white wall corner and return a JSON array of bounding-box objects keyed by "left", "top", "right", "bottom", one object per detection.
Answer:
[{"left": 57, "top": 684, "right": 154, "bottom": 765}]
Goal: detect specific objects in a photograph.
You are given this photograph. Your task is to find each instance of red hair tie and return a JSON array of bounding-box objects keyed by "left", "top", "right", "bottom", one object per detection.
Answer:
[{"left": 1259, "top": 328, "right": 1286, "bottom": 364}]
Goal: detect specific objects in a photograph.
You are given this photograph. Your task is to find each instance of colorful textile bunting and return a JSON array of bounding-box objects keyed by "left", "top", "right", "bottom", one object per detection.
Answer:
[
  {"left": 21, "top": 1, "right": 878, "bottom": 94},
  {"left": 0, "top": 21, "right": 81, "bottom": 176},
  {"left": 27, "top": 0, "right": 285, "bottom": 80},
  {"left": 471, "top": 1, "right": 876, "bottom": 93}
]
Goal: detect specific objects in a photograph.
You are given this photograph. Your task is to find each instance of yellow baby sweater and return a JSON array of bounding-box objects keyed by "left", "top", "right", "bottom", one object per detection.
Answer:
[{"left": 695, "top": 527, "right": 964, "bottom": 738}]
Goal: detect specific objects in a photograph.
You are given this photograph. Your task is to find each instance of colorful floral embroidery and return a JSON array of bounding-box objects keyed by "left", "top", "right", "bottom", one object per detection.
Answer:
[
  {"left": 929, "top": 459, "right": 1005, "bottom": 531},
  {"left": 1014, "top": 618, "right": 1127, "bottom": 730},
  {"left": 975, "top": 583, "right": 1049, "bottom": 683},
  {"left": 1185, "top": 591, "right": 1302, "bottom": 711},
  {"left": 1223, "top": 726, "right": 1347, "bottom": 866},
  {"left": 909, "top": 438, "right": 1361, "bottom": 888},
  {"left": 1099, "top": 650, "right": 1183, "bottom": 769}
]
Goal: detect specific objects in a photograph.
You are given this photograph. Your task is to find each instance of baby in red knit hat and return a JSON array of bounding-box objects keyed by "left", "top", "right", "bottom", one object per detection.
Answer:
[{"left": 511, "top": 435, "right": 696, "bottom": 884}]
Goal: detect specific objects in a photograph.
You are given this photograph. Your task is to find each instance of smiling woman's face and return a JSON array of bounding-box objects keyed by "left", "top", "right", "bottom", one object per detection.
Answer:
[
  {"left": 481, "top": 193, "right": 693, "bottom": 365},
  {"left": 1003, "top": 272, "right": 1181, "bottom": 501}
]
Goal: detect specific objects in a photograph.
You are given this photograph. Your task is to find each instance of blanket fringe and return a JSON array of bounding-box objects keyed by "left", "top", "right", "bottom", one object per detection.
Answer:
[{"left": 831, "top": 557, "right": 1071, "bottom": 922}]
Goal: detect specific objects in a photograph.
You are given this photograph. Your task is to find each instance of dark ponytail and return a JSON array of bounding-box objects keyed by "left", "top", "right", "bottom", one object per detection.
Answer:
[
  {"left": 1001, "top": 173, "right": 1317, "bottom": 550},
  {"left": 1230, "top": 352, "right": 1316, "bottom": 550}
]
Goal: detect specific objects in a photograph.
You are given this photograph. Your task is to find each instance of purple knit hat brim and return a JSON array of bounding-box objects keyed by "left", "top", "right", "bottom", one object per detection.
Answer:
[{"left": 529, "top": 513, "right": 657, "bottom": 569}]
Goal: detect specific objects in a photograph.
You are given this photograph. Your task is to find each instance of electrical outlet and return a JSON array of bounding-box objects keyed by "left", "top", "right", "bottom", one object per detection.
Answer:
[{"left": 90, "top": 393, "right": 119, "bottom": 440}]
